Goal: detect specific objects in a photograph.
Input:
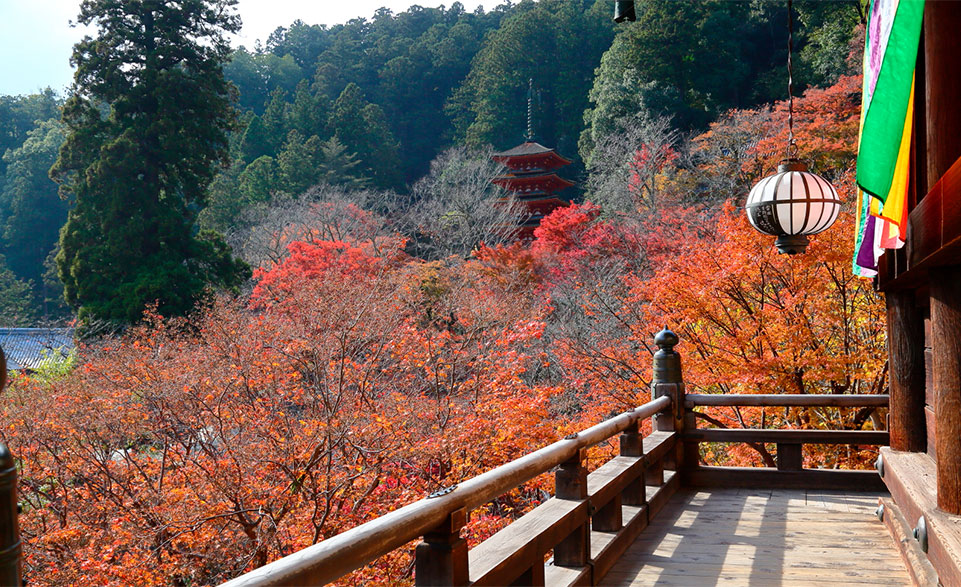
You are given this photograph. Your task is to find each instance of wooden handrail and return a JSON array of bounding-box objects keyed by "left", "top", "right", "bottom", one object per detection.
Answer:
[
  {"left": 683, "top": 392, "right": 890, "bottom": 491},
  {"left": 686, "top": 394, "right": 889, "bottom": 408},
  {"left": 221, "top": 395, "right": 672, "bottom": 587},
  {"left": 685, "top": 428, "right": 889, "bottom": 445}
]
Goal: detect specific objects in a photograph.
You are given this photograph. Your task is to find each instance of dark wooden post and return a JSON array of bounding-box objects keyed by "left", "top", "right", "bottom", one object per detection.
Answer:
[
  {"left": 0, "top": 444, "right": 19, "bottom": 587},
  {"left": 554, "top": 450, "right": 589, "bottom": 567},
  {"left": 886, "top": 290, "right": 927, "bottom": 452},
  {"left": 414, "top": 508, "right": 469, "bottom": 586},
  {"left": 776, "top": 443, "right": 803, "bottom": 472},
  {"left": 651, "top": 328, "right": 685, "bottom": 481},
  {"left": 0, "top": 347, "right": 19, "bottom": 587},
  {"left": 931, "top": 266, "right": 961, "bottom": 514},
  {"left": 619, "top": 421, "right": 646, "bottom": 508}
]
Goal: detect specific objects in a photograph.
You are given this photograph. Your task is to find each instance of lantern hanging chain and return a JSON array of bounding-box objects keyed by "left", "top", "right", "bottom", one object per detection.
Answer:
[{"left": 787, "top": 0, "right": 798, "bottom": 159}]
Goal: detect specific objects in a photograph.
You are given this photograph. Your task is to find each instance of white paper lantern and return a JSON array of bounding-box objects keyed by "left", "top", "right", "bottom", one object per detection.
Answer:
[{"left": 745, "top": 159, "right": 841, "bottom": 255}]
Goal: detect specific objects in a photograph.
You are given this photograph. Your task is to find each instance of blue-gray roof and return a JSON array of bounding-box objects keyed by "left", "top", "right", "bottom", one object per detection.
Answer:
[{"left": 0, "top": 328, "right": 75, "bottom": 371}]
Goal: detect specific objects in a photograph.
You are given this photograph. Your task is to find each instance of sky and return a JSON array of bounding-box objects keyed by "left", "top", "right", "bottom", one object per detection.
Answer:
[{"left": 0, "top": 0, "right": 502, "bottom": 97}]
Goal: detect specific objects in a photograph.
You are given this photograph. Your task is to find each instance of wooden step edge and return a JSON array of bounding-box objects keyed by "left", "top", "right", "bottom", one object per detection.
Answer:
[{"left": 879, "top": 497, "right": 940, "bottom": 586}]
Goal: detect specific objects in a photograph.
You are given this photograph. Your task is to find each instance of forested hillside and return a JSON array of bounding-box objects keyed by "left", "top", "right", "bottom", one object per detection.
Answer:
[{"left": 0, "top": 0, "right": 862, "bottom": 326}]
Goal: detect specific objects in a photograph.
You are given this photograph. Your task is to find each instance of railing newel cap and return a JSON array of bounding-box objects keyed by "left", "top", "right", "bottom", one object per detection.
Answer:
[{"left": 654, "top": 327, "right": 679, "bottom": 351}]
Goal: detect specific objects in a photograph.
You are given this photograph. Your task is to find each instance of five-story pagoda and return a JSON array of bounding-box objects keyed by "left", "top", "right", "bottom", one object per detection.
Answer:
[{"left": 492, "top": 83, "right": 574, "bottom": 238}]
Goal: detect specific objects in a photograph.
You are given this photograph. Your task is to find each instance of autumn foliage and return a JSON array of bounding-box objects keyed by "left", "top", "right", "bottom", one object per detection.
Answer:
[{"left": 0, "top": 74, "right": 887, "bottom": 585}]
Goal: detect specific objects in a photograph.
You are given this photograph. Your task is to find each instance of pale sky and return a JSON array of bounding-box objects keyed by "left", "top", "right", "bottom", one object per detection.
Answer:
[{"left": 0, "top": 0, "right": 502, "bottom": 97}]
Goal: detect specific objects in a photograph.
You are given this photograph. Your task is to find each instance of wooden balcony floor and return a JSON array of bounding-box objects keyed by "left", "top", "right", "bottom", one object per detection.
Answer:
[{"left": 602, "top": 488, "right": 910, "bottom": 586}]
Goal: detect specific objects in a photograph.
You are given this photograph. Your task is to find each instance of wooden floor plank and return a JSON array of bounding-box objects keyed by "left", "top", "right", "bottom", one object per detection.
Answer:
[{"left": 601, "top": 488, "right": 911, "bottom": 586}]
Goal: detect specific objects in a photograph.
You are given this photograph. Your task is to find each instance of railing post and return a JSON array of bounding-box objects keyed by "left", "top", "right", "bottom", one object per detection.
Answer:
[
  {"left": 651, "top": 328, "right": 686, "bottom": 479},
  {"left": 592, "top": 487, "right": 622, "bottom": 533},
  {"left": 776, "top": 443, "right": 803, "bottom": 471},
  {"left": 554, "top": 449, "right": 589, "bottom": 568},
  {"left": 619, "top": 421, "right": 646, "bottom": 508},
  {"left": 414, "top": 507, "right": 468, "bottom": 586}
]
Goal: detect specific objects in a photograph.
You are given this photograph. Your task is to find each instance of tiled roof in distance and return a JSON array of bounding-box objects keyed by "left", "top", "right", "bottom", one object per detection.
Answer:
[{"left": 0, "top": 328, "right": 75, "bottom": 371}]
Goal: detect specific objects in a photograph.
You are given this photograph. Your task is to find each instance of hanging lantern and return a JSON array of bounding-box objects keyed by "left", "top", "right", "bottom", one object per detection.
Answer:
[
  {"left": 745, "top": 0, "right": 840, "bottom": 254},
  {"left": 746, "top": 159, "right": 840, "bottom": 255}
]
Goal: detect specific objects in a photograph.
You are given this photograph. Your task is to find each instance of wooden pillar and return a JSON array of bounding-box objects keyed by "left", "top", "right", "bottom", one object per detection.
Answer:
[
  {"left": 886, "top": 290, "right": 927, "bottom": 452},
  {"left": 620, "top": 421, "right": 646, "bottom": 507},
  {"left": 554, "top": 450, "right": 589, "bottom": 567},
  {"left": 414, "top": 508, "right": 469, "bottom": 586},
  {"left": 931, "top": 266, "right": 961, "bottom": 514},
  {"left": 924, "top": 1, "right": 961, "bottom": 193}
]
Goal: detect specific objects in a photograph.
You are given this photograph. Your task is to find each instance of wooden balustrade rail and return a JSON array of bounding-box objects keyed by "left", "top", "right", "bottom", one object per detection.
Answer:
[
  {"left": 683, "top": 393, "right": 890, "bottom": 491},
  {"left": 686, "top": 393, "right": 890, "bottom": 408},
  {"left": 221, "top": 395, "right": 673, "bottom": 587}
]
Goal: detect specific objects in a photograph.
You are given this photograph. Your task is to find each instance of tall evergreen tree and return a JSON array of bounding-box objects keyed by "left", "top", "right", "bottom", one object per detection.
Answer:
[
  {"left": 51, "top": 0, "right": 248, "bottom": 325},
  {"left": 330, "top": 83, "right": 403, "bottom": 189}
]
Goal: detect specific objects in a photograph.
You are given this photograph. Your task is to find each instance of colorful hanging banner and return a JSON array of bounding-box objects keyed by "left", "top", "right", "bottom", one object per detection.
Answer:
[{"left": 853, "top": 0, "right": 924, "bottom": 277}]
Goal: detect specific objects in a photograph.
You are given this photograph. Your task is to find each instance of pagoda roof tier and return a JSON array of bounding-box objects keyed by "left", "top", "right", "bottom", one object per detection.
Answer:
[
  {"left": 516, "top": 195, "right": 569, "bottom": 204},
  {"left": 493, "top": 173, "right": 575, "bottom": 192},
  {"left": 492, "top": 141, "right": 572, "bottom": 170},
  {"left": 500, "top": 195, "right": 568, "bottom": 207}
]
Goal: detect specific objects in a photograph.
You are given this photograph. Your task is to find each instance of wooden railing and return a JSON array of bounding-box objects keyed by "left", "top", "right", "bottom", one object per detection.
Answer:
[
  {"left": 222, "top": 329, "right": 686, "bottom": 586},
  {"left": 683, "top": 393, "right": 890, "bottom": 490}
]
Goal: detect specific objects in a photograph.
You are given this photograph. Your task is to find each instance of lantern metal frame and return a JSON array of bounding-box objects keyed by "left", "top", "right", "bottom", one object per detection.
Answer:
[{"left": 746, "top": 158, "right": 841, "bottom": 255}]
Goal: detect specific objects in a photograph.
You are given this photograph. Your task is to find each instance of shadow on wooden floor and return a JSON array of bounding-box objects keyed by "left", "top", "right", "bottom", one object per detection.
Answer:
[{"left": 601, "top": 488, "right": 910, "bottom": 586}]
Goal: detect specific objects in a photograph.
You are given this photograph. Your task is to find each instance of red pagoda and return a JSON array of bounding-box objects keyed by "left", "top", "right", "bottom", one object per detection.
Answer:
[{"left": 492, "top": 83, "right": 574, "bottom": 238}]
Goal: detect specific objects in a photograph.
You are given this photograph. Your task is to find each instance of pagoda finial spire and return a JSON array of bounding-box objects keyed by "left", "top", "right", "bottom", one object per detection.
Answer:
[{"left": 526, "top": 78, "right": 535, "bottom": 142}]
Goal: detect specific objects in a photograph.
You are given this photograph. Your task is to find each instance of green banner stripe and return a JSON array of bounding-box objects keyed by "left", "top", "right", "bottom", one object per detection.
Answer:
[{"left": 855, "top": 0, "right": 924, "bottom": 202}]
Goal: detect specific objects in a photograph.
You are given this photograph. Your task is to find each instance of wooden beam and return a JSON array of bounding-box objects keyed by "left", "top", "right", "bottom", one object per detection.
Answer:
[
  {"left": 683, "top": 429, "right": 889, "bottom": 445},
  {"left": 684, "top": 467, "right": 886, "bottom": 491},
  {"left": 878, "top": 154, "right": 961, "bottom": 290},
  {"left": 931, "top": 265, "right": 961, "bottom": 513},
  {"left": 686, "top": 394, "right": 889, "bottom": 408},
  {"left": 879, "top": 154, "right": 961, "bottom": 290},
  {"left": 886, "top": 290, "right": 927, "bottom": 452}
]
